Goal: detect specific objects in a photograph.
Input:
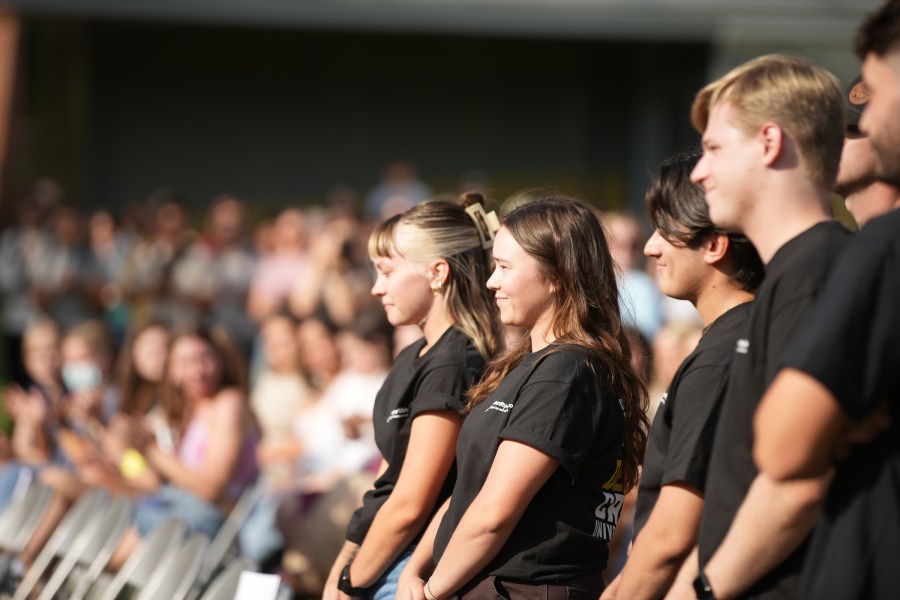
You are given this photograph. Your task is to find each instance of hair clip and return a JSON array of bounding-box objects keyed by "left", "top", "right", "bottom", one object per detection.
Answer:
[{"left": 465, "top": 203, "right": 501, "bottom": 250}]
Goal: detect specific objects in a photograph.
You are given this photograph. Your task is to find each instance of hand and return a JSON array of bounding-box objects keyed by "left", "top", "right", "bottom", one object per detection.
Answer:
[
  {"left": 407, "top": 578, "right": 427, "bottom": 600},
  {"left": 56, "top": 428, "right": 98, "bottom": 466},
  {"left": 394, "top": 568, "right": 419, "bottom": 600},
  {"left": 835, "top": 402, "right": 891, "bottom": 461},
  {"left": 66, "top": 388, "right": 103, "bottom": 424},
  {"left": 117, "top": 415, "right": 154, "bottom": 453},
  {"left": 321, "top": 577, "right": 352, "bottom": 600},
  {"left": 599, "top": 573, "right": 620, "bottom": 600},
  {"left": 4, "top": 385, "right": 47, "bottom": 425},
  {"left": 102, "top": 414, "right": 131, "bottom": 461}
]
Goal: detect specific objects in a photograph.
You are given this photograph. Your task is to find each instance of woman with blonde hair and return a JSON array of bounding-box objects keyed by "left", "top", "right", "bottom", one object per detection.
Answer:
[{"left": 323, "top": 193, "right": 503, "bottom": 600}]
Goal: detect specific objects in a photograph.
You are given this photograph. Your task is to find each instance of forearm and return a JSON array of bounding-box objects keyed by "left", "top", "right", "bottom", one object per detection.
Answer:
[
  {"left": 425, "top": 501, "right": 517, "bottom": 599},
  {"left": 12, "top": 423, "right": 50, "bottom": 463},
  {"left": 324, "top": 540, "right": 360, "bottom": 600},
  {"left": 612, "top": 528, "right": 694, "bottom": 599},
  {"left": 349, "top": 493, "right": 434, "bottom": 587},
  {"left": 327, "top": 540, "right": 361, "bottom": 584},
  {"left": 663, "top": 546, "right": 699, "bottom": 600},
  {"left": 703, "top": 471, "right": 831, "bottom": 599},
  {"left": 145, "top": 443, "right": 230, "bottom": 501},
  {"left": 403, "top": 499, "right": 449, "bottom": 582}
]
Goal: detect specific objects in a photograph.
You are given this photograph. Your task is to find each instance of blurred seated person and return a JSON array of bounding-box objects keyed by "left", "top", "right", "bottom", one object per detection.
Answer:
[
  {"left": 272, "top": 313, "right": 391, "bottom": 594},
  {"left": 108, "top": 325, "right": 259, "bottom": 567},
  {"left": 1, "top": 318, "right": 64, "bottom": 469}
]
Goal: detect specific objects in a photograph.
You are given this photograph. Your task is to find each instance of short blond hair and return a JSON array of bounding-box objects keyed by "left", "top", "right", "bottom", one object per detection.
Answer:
[{"left": 691, "top": 54, "right": 844, "bottom": 190}]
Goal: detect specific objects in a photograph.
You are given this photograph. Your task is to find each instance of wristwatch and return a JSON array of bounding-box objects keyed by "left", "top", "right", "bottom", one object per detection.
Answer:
[
  {"left": 337, "top": 563, "right": 369, "bottom": 597},
  {"left": 693, "top": 571, "right": 717, "bottom": 600}
]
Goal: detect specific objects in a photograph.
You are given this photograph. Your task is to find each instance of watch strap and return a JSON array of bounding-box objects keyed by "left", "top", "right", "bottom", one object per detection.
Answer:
[
  {"left": 693, "top": 571, "right": 717, "bottom": 600},
  {"left": 337, "top": 563, "right": 369, "bottom": 597}
]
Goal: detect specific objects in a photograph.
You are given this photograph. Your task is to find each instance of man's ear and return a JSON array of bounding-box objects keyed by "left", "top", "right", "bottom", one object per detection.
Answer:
[
  {"left": 704, "top": 232, "right": 731, "bottom": 266},
  {"left": 759, "top": 122, "right": 784, "bottom": 167}
]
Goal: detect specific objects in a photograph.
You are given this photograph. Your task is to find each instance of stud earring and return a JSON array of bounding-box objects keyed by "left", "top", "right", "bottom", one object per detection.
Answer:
[{"left": 431, "top": 281, "right": 443, "bottom": 296}]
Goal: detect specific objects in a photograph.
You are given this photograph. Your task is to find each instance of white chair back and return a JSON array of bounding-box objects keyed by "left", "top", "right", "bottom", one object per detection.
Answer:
[
  {"left": 12, "top": 487, "right": 109, "bottom": 600},
  {"left": 138, "top": 533, "right": 209, "bottom": 600},
  {"left": 197, "top": 557, "right": 258, "bottom": 600},
  {"left": 96, "top": 515, "right": 187, "bottom": 600}
]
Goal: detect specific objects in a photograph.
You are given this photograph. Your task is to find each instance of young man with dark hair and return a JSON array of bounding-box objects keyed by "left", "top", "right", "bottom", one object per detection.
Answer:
[
  {"left": 601, "top": 150, "right": 763, "bottom": 600},
  {"left": 754, "top": 2, "right": 900, "bottom": 598},
  {"left": 669, "top": 54, "right": 853, "bottom": 600}
]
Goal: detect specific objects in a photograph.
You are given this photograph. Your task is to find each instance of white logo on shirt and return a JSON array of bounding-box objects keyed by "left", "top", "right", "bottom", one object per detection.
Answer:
[
  {"left": 593, "top": 491, "right": 625, "bottom": 541},
  {"left": 386, "top": 407, "right": 410, "bottom": 423},
  {"left": 485, "top": 401, "right": 514, "bottom": 413},
  {"left": 735, "top": 338, "right": 750, "bottom": 354}
]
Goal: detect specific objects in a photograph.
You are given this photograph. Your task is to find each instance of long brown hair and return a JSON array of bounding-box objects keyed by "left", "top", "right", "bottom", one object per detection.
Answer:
[
  {"left": 115, "top": 320, "right": 170, "bottom": 417},
  {"left": 159, "top": 324, "right": 248, "bottom": 434},
  {"left": 466, "top": 193, "right": 649, "bottom": 491}
]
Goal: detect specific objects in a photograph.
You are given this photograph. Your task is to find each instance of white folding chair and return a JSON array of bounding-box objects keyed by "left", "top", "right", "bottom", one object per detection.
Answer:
[
  {"left": 38, "top": 495, "right": 133, "bottom": 600},
  {"left": 12, "top": 487, "right": 109, "bottom": 600},
  {"left": 197, "top": 557, "right": 258, "bottom": 600},
  {"left": 0, "top": 482, "right": 52, "bottom": 554},
  {"left": 193, "top": 480, "right": 263, "bottom": 591},
  {"left": 92, "top": 515, "right": 187, "bottom": 600},
  {"left": 137, "top": 533, "right": 209, "bottom": 600}
]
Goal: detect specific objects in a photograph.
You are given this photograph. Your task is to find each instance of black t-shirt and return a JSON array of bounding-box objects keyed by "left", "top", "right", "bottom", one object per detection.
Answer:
[
  {"left": 345, "top": 326, "right": 485, "bottom": 544},
  {"left": 633, "top": 302, "right": 751, "bottom": 537},
  {"left": 699, "top": 220, "right": 852, "bottom": 599},
  {"left": 780, "top": 209, "right": 900, "bottom": 600},
  {"left": 433, "top": 344, "right": 626, "bottom": 583}
]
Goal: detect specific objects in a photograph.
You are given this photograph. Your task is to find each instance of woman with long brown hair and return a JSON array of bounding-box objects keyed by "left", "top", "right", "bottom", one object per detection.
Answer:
[{"left": 401, "top": 193, "right": 649, "bottom": 600}]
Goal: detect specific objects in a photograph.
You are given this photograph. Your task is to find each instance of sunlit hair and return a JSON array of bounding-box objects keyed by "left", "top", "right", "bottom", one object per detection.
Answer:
[
  {"left": 647, "top": 149, "right": 765, "bottom": 292},
  {"left": 160, "top": 324, "right": 248, "bottom": 432},
  {"left": 368, "top": 193, "right": 503, "bottom": 361},
  {"left": 691, "top": 54, "right": 844, "bottom": 190},
  {"left": 855, "top": 0, "right": 900, "bottom": 58},
  {"left": 466, "top": 193, "right": 649, "bottom": 492}
]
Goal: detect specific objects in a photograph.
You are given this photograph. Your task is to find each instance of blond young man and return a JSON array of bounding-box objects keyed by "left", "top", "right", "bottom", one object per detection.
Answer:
[
  {"left": 754, "top": 2, "right": 900, "bottom": 598},
  {"left": 669, "top": 55, "right": 852, "bottom": 600}
]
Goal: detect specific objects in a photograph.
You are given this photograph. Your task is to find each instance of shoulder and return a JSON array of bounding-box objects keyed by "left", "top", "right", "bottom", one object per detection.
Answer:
[
  {"left": 691, "top": 303, "right": 751, "bottom": 363},
  {"left": 423, "top": 327, "right": 485, "bottom": 370},
  {"left": 850, "top": 209, "right": 900, "bottom": 257},
  {"left": 760, "top": 222, "right": 852, "bottom": 302},
  {"left": 212, "top": 387, "right": 246, "bottom": 415},
  {"left": 526, "top": 345, "right": 601, "bottom": 385}
]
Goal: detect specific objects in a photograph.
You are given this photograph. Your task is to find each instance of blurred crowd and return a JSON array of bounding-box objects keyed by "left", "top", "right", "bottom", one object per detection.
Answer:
[{"left": 0, "top": 165, "right": 703, "bottom": 593}]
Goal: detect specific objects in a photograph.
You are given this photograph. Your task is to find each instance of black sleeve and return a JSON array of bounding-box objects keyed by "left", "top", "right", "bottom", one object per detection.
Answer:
[
  {"left": 782, "top": 233, "right": 899, "bottom": 420},
  {"left": 409, "top": 364, "right": 470, "bottom": 418},
  {"left": 764, "top": 293, "right": 816, "bottom": 385},
  {"left": 659, "top": 365, "right": 728, "bottom": 493},
  {"left": 499, "top": 373, "right": 601, "bottom": 481}
]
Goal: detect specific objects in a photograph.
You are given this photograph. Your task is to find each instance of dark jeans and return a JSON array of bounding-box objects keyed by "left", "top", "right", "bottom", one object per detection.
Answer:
[{"left": 459, "top": 573, "right": 605, "bottom": 600}]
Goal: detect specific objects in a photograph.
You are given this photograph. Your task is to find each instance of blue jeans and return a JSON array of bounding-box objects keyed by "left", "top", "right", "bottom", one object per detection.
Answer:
[
  {"left": 238, "top": 491, "right": 286, "bottom": 563},
  {"left": 134, "top": 485, "right": 225, "bottom": 539},
  {"left": 0, "top": 462, "right": 37, "bottom": 512},
  {"left": 367, "top": 546, "right": 415, "bottom": 600}
]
